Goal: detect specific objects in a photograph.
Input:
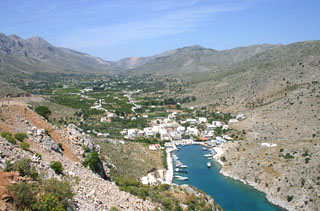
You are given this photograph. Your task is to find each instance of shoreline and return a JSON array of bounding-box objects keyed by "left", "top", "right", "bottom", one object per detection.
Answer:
[{"left": 212, "top": 143, "right": 290, "bottom": 211}]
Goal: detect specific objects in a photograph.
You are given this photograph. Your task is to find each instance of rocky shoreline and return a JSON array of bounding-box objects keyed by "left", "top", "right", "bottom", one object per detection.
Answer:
[
  {"left": 212, "top": 142, "right": 290, "bottom": 210},
  {"left": 212, "top": 140, "right": 320, "bottom": 211}
]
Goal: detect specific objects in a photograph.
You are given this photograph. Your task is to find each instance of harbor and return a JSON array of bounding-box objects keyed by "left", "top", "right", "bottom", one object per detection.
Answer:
[{"left": 170, "top": 144, "right": 282, "bottom": 211}]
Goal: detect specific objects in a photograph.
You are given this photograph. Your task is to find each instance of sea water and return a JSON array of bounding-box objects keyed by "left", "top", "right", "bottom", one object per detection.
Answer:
[{"left": 173, "top": 144, "right": 283, "bottom": 211}]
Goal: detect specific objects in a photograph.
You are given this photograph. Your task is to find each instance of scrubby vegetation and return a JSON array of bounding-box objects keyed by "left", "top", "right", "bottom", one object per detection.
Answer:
[
  {"left": 35, "top": 106, "right": 52, "bottom": 119},
  {"left": 5, "top": 158, "right": 39, "bottom": 180},
  {"left": 5, "top": 158, "right": 74, "bottom": 210},
  {"left": 1, "top": 131, "right": 16, "bottom": 144},
  {"left": 9, "top": 178, "right": 74, "bottom": 210},
  {"left": 14, "top": 133, "right": 28, "bottom": 142},
  {"left": 83, "top": 151, "right": 101, "bottom": 173},
  {"left": 50, "top": 161, "right": 64, "bottom": 175},
  {"left": 112, "top": 175, "right": 221, "bottom": 210},
  {"left": 20, "top": 142, "right": 30, "bottom": 150}
]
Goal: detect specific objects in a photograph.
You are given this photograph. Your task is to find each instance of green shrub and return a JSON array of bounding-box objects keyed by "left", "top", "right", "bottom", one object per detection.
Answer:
[
  {"left": 283, "top": 153, "right": 294, "bottom": 159},
  {"left": 9, "top": 182, "right": 37, "bottom": 210},
  {"left": 5, "top": 158, "right": 38, "bottom": 180},
  {"left": 83, "top": 151, "right": 101, "bottom": 173},
  {"left": 287, "top": 195, "right": 294, "bottom": 202},
  {"left": 45, "top": 129, "right": 51, "bottom": 136},
  {"left": 162, "top": 149, "right": 168, "bottom": 169},
  {"left": 33, "top": 193, "right": 65, "bottom": 211},
  {"left": 14, "top": 133, "right": 28, "bottom": 141},
  {"left": 1, "top": 131, "right": 16, "bottom": 144},
  {"left": 57, "top": 143, "right": 63, "bottom": 149},
  {"left": 35, "top": 106, "right": 52, "bottom": 119},
  {"left": 35, "top": 152, "right": 42, "bottom": 159},
  {"left": 50, "top": 161, "right": 64, "bottom": 175},
  {"left": 9, "top": 178, "right": 74, "bottom": 210},
  {"left": 41, "top": 178, "right": 74, "bottom": 208},
  {"left": 82, "top": 145, "right": 91, "bottom": 153},
  {"left": 20, "top": 142, "right": 30, "bottom": 150}
]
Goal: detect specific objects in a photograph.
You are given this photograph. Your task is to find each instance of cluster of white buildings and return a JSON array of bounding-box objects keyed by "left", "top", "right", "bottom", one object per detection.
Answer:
[{"left": 120, "top": 113, "right": 247, "bottom": 146}]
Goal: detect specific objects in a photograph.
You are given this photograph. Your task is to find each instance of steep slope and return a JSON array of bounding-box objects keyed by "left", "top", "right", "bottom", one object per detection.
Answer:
[
  {"left": 0, "top": 33, "right": 117, "bottom": 78},
  {"left": 182, "top": 40, "right": 320, "bottom": 141},
  {"left": 124, "top": 44, "right": 275, "bottom": 75}
]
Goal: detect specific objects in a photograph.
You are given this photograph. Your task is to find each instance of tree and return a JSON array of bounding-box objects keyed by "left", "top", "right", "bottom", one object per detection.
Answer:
[
  {"left": 35, "top": 106, "right": 52, "bottom": 119},
  {"left": 83, "top": 151, "right": 101, "bottom": 173}
]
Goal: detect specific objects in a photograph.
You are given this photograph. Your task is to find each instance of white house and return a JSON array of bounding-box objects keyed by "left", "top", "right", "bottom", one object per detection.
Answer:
[
  {"left": 187, "top": 127, "right": 199, "bottom": 136},
  {"left": 212, "top": 121, "right": 223, "bottom": 127},
  {"left": 128, "top": 129, "right": 138, "bottom": 137},
  {"left": 149, "top": 144, "right": 161, "bottom": 151},
  {"left": 169, "top": 131, "right": 182, "bottom": 140},
  {"left": 222, "top": 125, "right": 229, "bottom": 130},
  {"left": 144, "top": 127, "right": 154, "bottom": 136},
  {"left": 198, "top": 117, "right": 207, "bottom": 123},
  {"left": 177, "top": 126, "right": 186, "bottom": 134},
  {"left": 186, "top": 119, "right": 198, "bottom": 125}
]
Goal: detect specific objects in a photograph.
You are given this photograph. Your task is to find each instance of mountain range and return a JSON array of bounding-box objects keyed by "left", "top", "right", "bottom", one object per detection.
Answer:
[{"left": 0, "top": 33, "right": 290, "bottom": 77}]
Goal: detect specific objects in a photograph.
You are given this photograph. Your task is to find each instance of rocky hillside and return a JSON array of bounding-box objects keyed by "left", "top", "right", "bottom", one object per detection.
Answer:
[
  {"left": 216, "top": 140, "right": 320, "bottom": 211},
  {"left": 182, "top": 40, "right": 320, "bottom": 141},
  {"left": 124, "top": 44, "right": 275, "bottom": 75},
  {"left": 0, "top": 33, "right": 117, "bottom": 79},
  {"left": 0, "top": 98, "right": 155, "bottom": 210}
]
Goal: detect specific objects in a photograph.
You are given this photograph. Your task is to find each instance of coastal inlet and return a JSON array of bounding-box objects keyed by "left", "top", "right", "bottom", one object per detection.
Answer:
[{"left": 172, "top": 144, "right": 283, "bottom": 211}]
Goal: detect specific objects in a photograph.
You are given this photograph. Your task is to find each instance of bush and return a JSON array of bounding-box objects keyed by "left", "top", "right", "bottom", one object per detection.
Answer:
[
  {"left": 41, "top": 178, "right": 74, "bottom": 208},
  {"left": 35, "top": 152, "right": 42, "bottom": 159},
  {"left": 9, "top": 178, "right": 74, "bottom": 210},
  {"left": 83, "top": 151, "right": 101, "bottom": 173},
  {"left": 45, "top": 128, "right": 51, "bottom": 136},
  {"left": 287, "top": 195, "right": 294, "bottom": 202},
  {"left": 20, "top": 142, "right": 30, "bottom": 150},
  {"left": 82, "top": 145, "right": 91, "bottom": 153},
  {"left": 5, "top": 158, "right": 38, "bottom": 180},
  {"left": 9, "top": 182, "right": 36, "bottom": 210},
  {"left": 1, "top": 131, "right": 16, "bottom": 144},
  {"left": 57, "top": 143, "right": 63, "bottom": 149},
  {"left": 14, "top": 133, "right": 28, "bottom": 141},
  {"left": 33, "top": 193, "right": 65, "bottom": 211},
  {"left": 50, "top": 161, "right": 64, "bottom": 175},
  {"left": 35, "top": 106, "right": 52, "bottom": 119}
]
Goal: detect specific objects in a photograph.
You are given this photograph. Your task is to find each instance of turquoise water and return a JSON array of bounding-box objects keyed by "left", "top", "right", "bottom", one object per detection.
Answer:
[{"left": 173, "top": 144, "right": 283, "bottom": 211}]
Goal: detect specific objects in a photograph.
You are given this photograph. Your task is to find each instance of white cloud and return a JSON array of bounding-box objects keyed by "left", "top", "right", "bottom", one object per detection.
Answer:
[{"left": 60, "top": 2, "right": 245, "bottom": 49}]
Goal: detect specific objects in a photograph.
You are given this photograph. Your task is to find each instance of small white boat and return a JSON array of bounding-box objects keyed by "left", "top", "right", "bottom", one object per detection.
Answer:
[
  {"left": 204, "top": 154, "right": 212, "bottom": 157},
  {"left": 202, "top": 147, "right": 207, "bottom": 151},
  {"left": 178, "top": 176, "right": 188, "bottom": 181},
  {"left": 180, "top": 165, "right": 188, "bottom": 168},
  {"left": 207, "top": 162, "right": 211, "bottom": 168}
]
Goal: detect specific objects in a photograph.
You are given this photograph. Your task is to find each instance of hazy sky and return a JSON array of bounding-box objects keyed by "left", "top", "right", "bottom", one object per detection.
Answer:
[{"left": 0, "top": 0, "right": 319, "bottom": 60}]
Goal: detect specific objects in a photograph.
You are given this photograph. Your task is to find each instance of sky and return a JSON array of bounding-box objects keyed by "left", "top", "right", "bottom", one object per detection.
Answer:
[{"left": 0, "top": 0, "right": 319, "bottom": 61}]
